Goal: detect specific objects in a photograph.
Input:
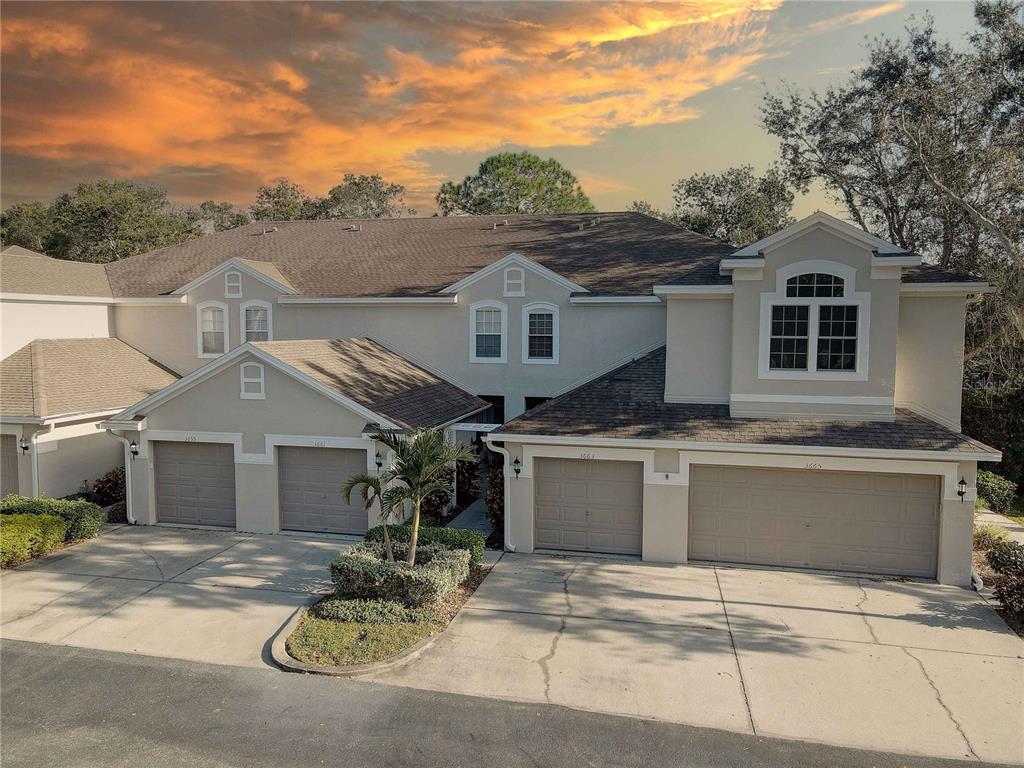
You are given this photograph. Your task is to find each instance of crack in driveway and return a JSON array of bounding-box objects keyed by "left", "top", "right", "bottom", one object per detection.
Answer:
[
  {"left": 536, "top": 561, "right": 580, "bottom": 703},
  {"left": 902, "top": 648, "right": 980, "bottom": 761},
  {"left": 854, "top": 580, "right": 880, "bottom": 644}
]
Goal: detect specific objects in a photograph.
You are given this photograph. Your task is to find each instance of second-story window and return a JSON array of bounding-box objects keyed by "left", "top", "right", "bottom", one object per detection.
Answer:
[
  {"left": 503, "top": 267, "right": 525, "bottom": 297},
  {"left": 225, "top": 271, "right": 242, "bottom": 298},
  {"left": 769, "top": 305, "right": 809, "bottom": 370},
  {"left": 470, "top": 301, "right": 506, "bottom": 363},
  {"left": 522, "top": 302, "right": 559, "bottom": 364},
  {"left": 242, "top": 301, "right": 272, "bottom": 342},
  {"left": 197, "top": 302, "right": 227, "bottom": 357}
]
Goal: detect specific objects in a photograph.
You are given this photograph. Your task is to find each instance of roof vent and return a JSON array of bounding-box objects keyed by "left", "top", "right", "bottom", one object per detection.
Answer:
[
  {"left": 591, "top": 217, "right": 600, "bottom": 227},
  {"left": 260, "top": 226, "right": 279, "bottom": 235},
  {"left": 346, "top": 224, "right": 362, "bottom": 232},
  {"left": 503, "top": 220, "right": 509, "bottom": 226},
  {"left": 578, "top": 223, "right": 585, "bottom": 231},
  {"left": 492, "top": 222, "right": 498, "bottom": 230}
]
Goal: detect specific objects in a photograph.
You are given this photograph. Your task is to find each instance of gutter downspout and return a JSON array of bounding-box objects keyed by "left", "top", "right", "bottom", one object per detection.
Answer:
[
  {"left": 486, "top": 441, "right": 515, "bottom": 552},
  {"left": 29, "top": 425, "right": 51, "bottom": 497},
  {"left": 110, "top": 432, "right": 137, "bottom": 524}
]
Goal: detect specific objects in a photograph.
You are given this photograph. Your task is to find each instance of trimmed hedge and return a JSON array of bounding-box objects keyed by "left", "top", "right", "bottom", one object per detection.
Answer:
[
  {"left": 1, "top": 513, "right": 67, "bottom": 568},
  {"left": 365, "top": 524, "right": 485, "bottom": 565},
  {"left": 311, "top": 597, "right": 424, "bottom": 624},
  {"left": 331, "top": 542, "right": 470, "bottom": 608},
  {"left": 0, "top": 496, "right": 103, "bottom": 541},
  {"left": 105, "top": 501, "right": 129, "bottom": 524},
  {"left": 986, "top": 539, "right": 1024, "bottom": 577},
  {"left": 977, "top": 470, "right": 1018, "bottom": 514}
]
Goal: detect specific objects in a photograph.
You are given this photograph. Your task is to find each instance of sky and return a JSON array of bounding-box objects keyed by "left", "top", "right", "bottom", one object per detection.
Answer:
[{"left": 0, "top": 1, "right": 979, "bottom": 218}]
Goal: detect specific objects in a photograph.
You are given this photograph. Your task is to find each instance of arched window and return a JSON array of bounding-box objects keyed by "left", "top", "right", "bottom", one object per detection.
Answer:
[
  {"left": 241, "top": 300, "right": 272, "bottom": 342},
  {"left": 522, "top": 302, "right": 559, "bottom": 364},
  {"left": 239, "top": 362, "right": 265, "bottom": 400},
  {"left": 469, "top": 300, "right": 507, "bottom": 363},
  {"left": 785, "top": 273, "right": 844, "bottom": 298},
  {"left": 224, "top": 271, "right": 243, "bottom": 298},
  {"left": 196, "top": 301, "right": 228, "bottom": 358},
  {"left": 503, "top": 267, "right": 525, "bottom": 297}
]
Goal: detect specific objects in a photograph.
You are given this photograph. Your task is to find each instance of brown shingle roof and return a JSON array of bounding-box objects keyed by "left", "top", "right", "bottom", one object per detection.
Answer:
[
  {"left": 103, "top": 213, "right": 735, "bottom": 298},
  {"left": 1, "top": 338, "right": 178, "bottom": 419},
  {"left": 670, "top": 259, "right": 987, "bottom": 286},
  {"left": 251, "top": 338, "right": 487, "bottom": 431},
  {"left": 496, "top": 347, "right": 999, "bottom": 455},
  {"left": 1, "top": 252, "right": 112, "bottom": 297}
]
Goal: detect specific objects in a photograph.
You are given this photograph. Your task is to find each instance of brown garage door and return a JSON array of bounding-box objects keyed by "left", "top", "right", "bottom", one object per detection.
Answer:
[
  {"left": 1, "top": 434, "right": 19, "bottom": 497},
  {"left": 154, "top": 441, "right": 236, "bottom": 527},
  {"left": 688, "top": 465, "right": 940, "bottom": 577},
  {"left": 534, "top": 458, "right": 642, "bottom": 555},
  {"left": 279, "top": 447, "right": 369, "bottom": 535}
]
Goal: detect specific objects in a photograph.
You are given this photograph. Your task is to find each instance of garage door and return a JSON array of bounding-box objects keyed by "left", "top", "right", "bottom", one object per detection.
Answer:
[
  {"left": 279, "top": 447, "right": 369, "bottom": 535},
  {"left": 154, "top": 442, "right": 236, "bottom": 527},
  {"left": 688, "top": 465, "right": 940, "bottom": 577},
  {"left": 534, "top": 458, "right": 642, "bottom": 555},
  {"left": 1, "top": 434, "right": 19, "bottom": 496}
]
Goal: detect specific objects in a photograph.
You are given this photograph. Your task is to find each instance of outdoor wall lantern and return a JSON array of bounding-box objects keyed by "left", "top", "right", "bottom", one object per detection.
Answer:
[
  {"left": 18, "top": 437, "right": 29, "bottom": 454},
  {"left": 375, "top": 450, "right": 383, "bottom": 470},
  {"left": 512, "top": 457, "right": 521, "bottom": 478},
  {"left": 957, "top": 477, "right": 967, "bottom": 503},
  {"left": 129, "top": 441, "right": 139, "bottom": 461}
]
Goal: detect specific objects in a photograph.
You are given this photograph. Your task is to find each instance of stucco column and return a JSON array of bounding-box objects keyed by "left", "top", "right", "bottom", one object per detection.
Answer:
[
  {"left": 235, "top": 461, "right": 279, "bottom": 534},
  {"left": 641, "top": 482, "right": 688, "bottom": 563},
  {"left": 507, "top": 463, "right": 534, "bottom": 553},
  {"left": 132, "top": 442, "right": 156, "bottom": 524},
  {"left": 936, "top": 465, "right": 974, "bottom": 587}
]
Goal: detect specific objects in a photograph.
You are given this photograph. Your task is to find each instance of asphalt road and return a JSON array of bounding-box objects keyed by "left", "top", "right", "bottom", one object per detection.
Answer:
[{"left": 1, "top": 639, "right": 1011, "bottom": 768}]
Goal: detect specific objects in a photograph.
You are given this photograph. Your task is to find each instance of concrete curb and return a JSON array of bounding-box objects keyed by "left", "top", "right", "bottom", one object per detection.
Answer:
[{"left": 269, "top": 602, "right": 441, "bottom": 678}]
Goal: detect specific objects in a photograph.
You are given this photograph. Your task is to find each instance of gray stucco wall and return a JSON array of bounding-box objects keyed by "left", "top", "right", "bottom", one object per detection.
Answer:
[
  {"left": 664, "top": 297, "right": 732, "bottom": 403},
  {"left": 896, "top": 295, "right": 967, "bottom": 429}
]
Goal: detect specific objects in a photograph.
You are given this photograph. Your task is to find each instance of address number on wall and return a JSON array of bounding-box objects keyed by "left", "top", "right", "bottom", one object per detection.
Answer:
[
  {"left": 579, "top": 452, "right": 596, "bottom": 460},
  {"left": 312, "top": 440, "right": 327, "bottom": 448},
  {"left": 184, "top": 434, "right": 200, "bottom": 443},
  {"left": 805, "top": 462, "right": 823, "bottom": 470}
]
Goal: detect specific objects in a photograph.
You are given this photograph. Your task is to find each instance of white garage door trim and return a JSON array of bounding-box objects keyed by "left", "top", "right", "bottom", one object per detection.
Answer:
[
  {"left": 688, "top": 465, "right": 940, "bottom": 578},
  {"left": 534, "top": 458, "right": 643, "bottom": 555},
  {"left": 153, "top": 441, "right": 237, "bottom": 528},
  {"left": 279, "top": 446, "right": 370, "bottom": 535}
]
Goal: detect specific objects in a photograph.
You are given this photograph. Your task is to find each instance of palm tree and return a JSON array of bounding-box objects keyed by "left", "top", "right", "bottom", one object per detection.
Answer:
[
  {"left": 341, "top": 473, "right": 396, "bottom": 562},
  {"left": 369, "top": 427, "right": 477, "bottom": 566}
]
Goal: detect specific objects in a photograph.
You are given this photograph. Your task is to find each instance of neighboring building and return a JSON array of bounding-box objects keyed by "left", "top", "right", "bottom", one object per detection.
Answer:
[{"left": 0, "top": 211, "right": 999, "bottom": 585}]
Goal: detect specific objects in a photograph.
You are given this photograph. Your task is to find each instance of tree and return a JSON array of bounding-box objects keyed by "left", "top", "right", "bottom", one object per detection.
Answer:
[
  {"left": 670, "top": 165, "right": 795, "bottom": 245},
  {"left": 627, "top": 200, "right": 678, "bottom": 224},
  {"left": 436, "top": 152, "right": 596, "bottom": 215},
  {"left": 364, "top": 428, "right": 476, "bottom": 566},
  {"left": 248, "top": 178, "right": 316, "bottom": 221},
  {"left": 46, "top": 180, "right": 199, "bottom": 263},
  {"left": 0, "top": 201, "right": 53, "bottom": 253},
  {"left": 340, "top": 473, "right": 396, "bottom": 562},
  {"left": 312, "top": 174, "right": 412, "bottom": 219},
  {"left": 191, "top": 200, "right": 250, "bottom": 233}
]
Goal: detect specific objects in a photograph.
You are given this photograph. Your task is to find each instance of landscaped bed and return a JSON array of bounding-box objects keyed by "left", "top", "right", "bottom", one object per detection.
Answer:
[{"left": 0, "top": 495, "right": 106, "bottom": 568}]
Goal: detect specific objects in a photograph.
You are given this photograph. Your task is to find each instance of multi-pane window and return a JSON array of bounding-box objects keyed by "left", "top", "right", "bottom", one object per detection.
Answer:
[
  {"left": 769, "top": 305, "right": 809, "bottom": 370},
  {"left": 224, "top": 272, "right": 242, "bottom": 298},
  {"left": 244, "top": 306, "right": 269, "bottom": 342},
  {"left": 817, "top": 305, "right": 858, "bottom": 371},
  {"left": 474, "top": 308, "right": 502, "bottom": 358},
  {"left": 786, "top": 273, "right": 844, "bottom": 297},
  {"left": 201, "top": 307, "right": 226, "bottom": 355},
  {"left": 527, "top": 311, "right": 554, "bottom": 359},
  {"left": 239, "top": 363, "right": 265, "bottom": 399}
]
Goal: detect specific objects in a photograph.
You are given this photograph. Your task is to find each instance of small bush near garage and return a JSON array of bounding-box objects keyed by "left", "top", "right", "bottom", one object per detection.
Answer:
[
  {"left": 974, "top": 523, "right": 1010, "bottom": 550},
  {"left": 105, "top": 501, "right": 128, "bottom": 524},
  {"left": 977, "top": 470, "right": 1019, "bottom": 514},
  {"left": 0, "top": 496, "right": 103, "bottom": 541},
  {"left": 484, "top": 450, "right": 504, "bottom": 542},
  {"left": 310, "top": 596, "right": 424, "bottom": 624},
  {"left": 330, "top": 542, "right": 470, "bottom": 608},
  {"left": 0, "top": 514, "right": 67, "bottom": 568},
  {"left": 365, "top": 524, "right": 486, "bottom": 566},
  {"left": 91, "top": 467, "right": 126, "bottom": 507},
  {"left": 986, "top": 540, "right": 1024, "bottom": 622}
]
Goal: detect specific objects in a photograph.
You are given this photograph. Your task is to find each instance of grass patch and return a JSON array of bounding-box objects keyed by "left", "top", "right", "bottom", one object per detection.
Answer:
[{"left": 286, "top": 564, "right": 491, "bottom": 667}]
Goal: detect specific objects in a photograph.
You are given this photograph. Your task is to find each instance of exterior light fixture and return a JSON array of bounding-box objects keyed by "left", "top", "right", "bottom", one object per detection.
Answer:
[
  {"left": 512, "top": 457, "right": 521, "bottom": 478},
  {"left": 18, "top": 437, "right": 29, "bottom": 454},
  {"left": 375, "top": 450, "right": 383, "bottom": 470},
  {"left": 129, "top": 441, "right": 139, "bottom": 460},
  {"left": 957, "top": 477, "right": 967, "bottom": 503}
]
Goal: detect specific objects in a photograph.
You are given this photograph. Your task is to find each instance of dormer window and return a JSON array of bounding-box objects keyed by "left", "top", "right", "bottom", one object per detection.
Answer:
[
  {"left": 759, "top": 262, "right": 868, "bottom": 381},
  {"left": 503, "top": 267, "right": 525, "bottom": 297},
  {"left": 225, "top": 271, "right": 242, "bottom": 298}
]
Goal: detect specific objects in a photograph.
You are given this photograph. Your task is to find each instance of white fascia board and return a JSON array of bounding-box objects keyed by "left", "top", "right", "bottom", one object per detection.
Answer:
[
  {"left": 97, "top": 419, "right": 146, "bottom": 431},
  {"left": 0, "top": 293, "right": 113, "bottom": 305},
  {"left": 486, "top": 432, "right": 1001, "bottom": 462},
  {"left": 436, "top": 405, "right": 492, "bottom": 430},
  {"left": 871, "top": 255, "right": 921, "bottom": 267},
  {"left": 449, "top": 422, "right": 502, "bottom": 432},
  {"left": 653, "top": 285, "right": 734, "bottom": 296},
  {"left": 900, "top": 283, "right": 995, "bottom": 295},
  {"left": 0, "top": 415, "right": 45, "bottom": 425},
  {"left": 731, "top": 211, "right": 907, "bottom": 257},
  {"left": 569, "top": 295, "right": 663, "bottom": 304},
  {"left": 42, "top": 409, "right": 123, "bottom": 425},
  {"left": 111, "top": 296, "right": 188, "bottom": 305},
  {"left": 278, "top": 296, "right": 457, "bottom": 305},
  {"left": 171, "top": 258, "right": 295, "bottom": 296},
  {"left": 440, "top": 252, "right": 587, "bottom": 296},
  {"left": 719, "top": 258, "right": 765, "bottom": 271}
]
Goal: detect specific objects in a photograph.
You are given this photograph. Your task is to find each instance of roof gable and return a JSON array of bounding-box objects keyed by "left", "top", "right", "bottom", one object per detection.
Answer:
[
  {"left": 731, "top": 212, "right": 909, "bottom": 258},
  {"left": 440, "top": 252, "right": 586, "bottom": 295},
  {"left": 171, "top": 256, "right": 296, "bottom": 295}
]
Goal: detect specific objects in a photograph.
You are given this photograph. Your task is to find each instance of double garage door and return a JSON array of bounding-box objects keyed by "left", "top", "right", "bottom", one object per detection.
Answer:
[{"left": 153, "top": 442, "right": 367, "bottom": 534}]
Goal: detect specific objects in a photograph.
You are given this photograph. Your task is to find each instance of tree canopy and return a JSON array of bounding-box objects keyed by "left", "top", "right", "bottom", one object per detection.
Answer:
[
  {"left": 311, "top": 174, "right": 412, "bottom": 219},
  {"left": 436, "top": 152, "right": 596, "bottom": 216}
]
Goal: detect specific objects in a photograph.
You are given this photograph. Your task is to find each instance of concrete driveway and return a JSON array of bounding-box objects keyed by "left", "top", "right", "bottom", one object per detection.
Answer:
[
  {"left": 0, "top": 524, "right": 347, "bottom": 668},
  {"left": 372, "top": 553, "right": 1024, "bottom": 765}
]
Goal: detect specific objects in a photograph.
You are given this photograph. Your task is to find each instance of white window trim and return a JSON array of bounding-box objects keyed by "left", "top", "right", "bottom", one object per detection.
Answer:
[
  {"left": 469, "top": 300, "right": 507, "bottom": 364},
  {"left": 757, "top": 260, "right": 870, "bottom": 381},
  {"left": 503, "top": 267, "right": 525, "bottom": 297},
  {"left": 239, "top": 362, "right": 266, "bottom": 400},
  {"left": 521, "top": 301, "right": 559, "bottom": 364},
  {"left": 196, "top": 300, "right": 229, "bottom": 359},
  {"left": 224, "top": 271, "right": 242, "bottom": 298},
  {"left": 240, "top": 299, "right": 273, "bottom": 342}
]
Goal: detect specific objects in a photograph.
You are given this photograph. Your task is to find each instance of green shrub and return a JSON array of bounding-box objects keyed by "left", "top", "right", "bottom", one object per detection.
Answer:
[
  {"left": 986, "top": 539, "right": 1024, "bottom": 577},
  {"left": 311, "top": 596, "right": 425, "bottom": 624},
  {"left": 92, "top": 466, "right": 126, "bottom": 507},
  {"left": 977, "top": 470, "right": 1018, "bottom": 514},
  {"left": 60, "top": 491, "right": 99, "bottom": 504},
  {"left": 993, "top": 575, "right": 1024, "bottom": 615},
  {"left": 365, "top": 523, "right": 485, "bottom": 565},
  {"left": 1, "top": 514, "right": 67, "bottom": 568},
  {"left": 0, "top": 496, "right": 103, "bottom": 541},
  {"left": 456, "top": 456, "right": 480, "bottom": 508},
  {"left": 974, "top": 523, "right": 1010, "bottom": 551},
  {"left": 484, "top": 450, "right": 503, "bottom": 538},
  {"left": 105, "top": 501, "right": 128, "bottom": 524},
  {"left": 330, "top": 542, "right": 470, "bottom": 607},
  {"left": 420, "top": 464, "right": 455, "bottom": 522}
]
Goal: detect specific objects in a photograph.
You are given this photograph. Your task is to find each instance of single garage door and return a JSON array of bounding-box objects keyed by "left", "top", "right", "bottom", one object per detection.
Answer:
[
  {"left": 279, "top": 446, "right": 369, "bottom": 535},
  {"left": 154, "top": 441, "right": 236, "bottom": 527},
  {"left": 688, "top": 465, "right": 940, "bottom": 577},
  {"left": 1, "top": 434, "right": 19, "bottom": 496},
  {"left": 534, "top": 458, "right": 642, "bottom": 555}
]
